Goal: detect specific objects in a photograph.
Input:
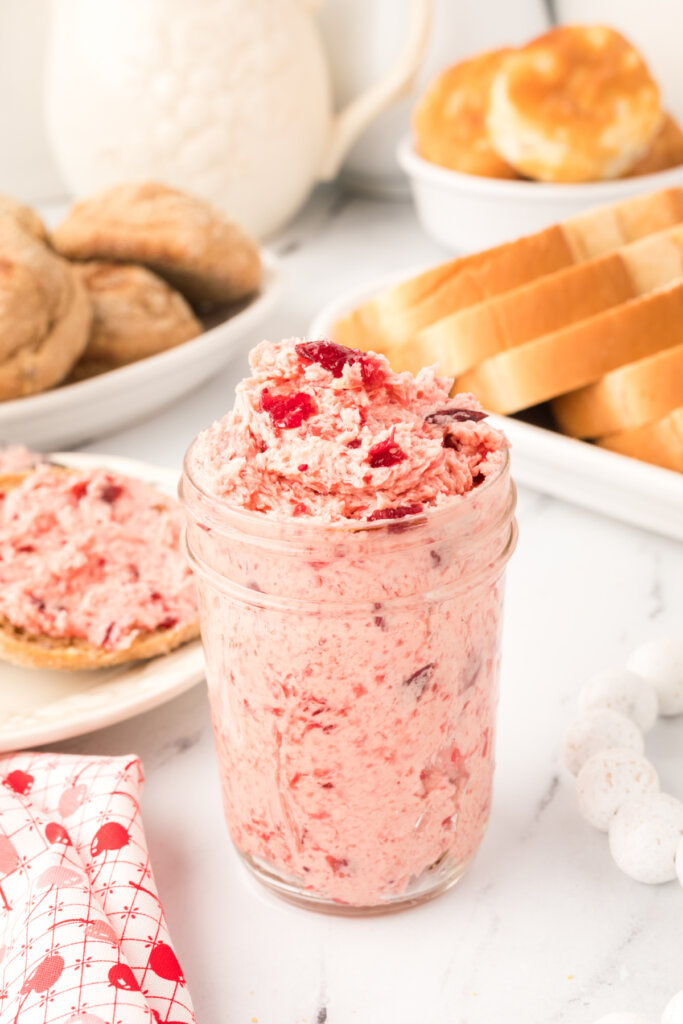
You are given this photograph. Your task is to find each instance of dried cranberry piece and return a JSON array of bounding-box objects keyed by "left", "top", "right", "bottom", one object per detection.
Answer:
[
  {"left": 158, "top": 616, "right": 178, "bottom": 631},
  {"left": 296, "top": 340, "right": 385, "bottom": 388},
  {"left": 298, "top": 463, "right": 309, "bottom": 472},
  {"left": 404, "top": 663, "right": 435, "bottom": 698},
  {"left": 346, "top": 438, "right": 362, "bottom": 449},
  {"left": 426, "top": 408, "right": 488, "bottom": 425},
  {"left": 16, "top": 544, "right": 35, "bottom": 553},
  {"left": 70, "top": 480, "right": 88, "bottom": 501},
  {"left": 100, "top": 482, "right": 123, "bottom": 503},
  {"left": 367, "top": 503, "right": 422, "bottom": 522},
  {"left": 472, "top": 471, "right": 485, "bottom": 487},
  {"left": 367, "top": 432, "right": 406, "bottom": 468},
  {"left": 443, "top": 435, "right": 461, "bottom": 452},
  {"left": 325, "top": 855, "right": 349, "bottom": 874},
  {"left": 260, "top": 388, "right": 316, "bottom": 429}
]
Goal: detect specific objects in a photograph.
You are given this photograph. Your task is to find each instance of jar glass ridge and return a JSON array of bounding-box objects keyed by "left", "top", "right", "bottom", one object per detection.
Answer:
[{"left": 180, "top": 445, "right": 517, "bottom": 913}]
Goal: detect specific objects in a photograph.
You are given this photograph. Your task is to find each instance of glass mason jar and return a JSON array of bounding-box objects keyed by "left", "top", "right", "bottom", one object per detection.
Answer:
[{"left": 180, "top": 447, "right": 517, "bottom": 914}]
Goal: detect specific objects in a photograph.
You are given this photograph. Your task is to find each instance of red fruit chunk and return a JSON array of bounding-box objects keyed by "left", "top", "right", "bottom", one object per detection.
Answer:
[
  {"left": 426, "top": 408, "right": 488, "bottom": 425},
  {"left": 158, "top": 616, "right": 178, "bottom": 631},
  {"left": 404, "top": 663, "right": 435, "bottom": 698},
  {"left": 296, "top": 340, "right": 385, "bottom": 388},
  {"left": 346, "top": 438, "right": 362, "bottom": 449},
  {"left": 472, "top": 471, "right": 485, "bottom": 487},
  {"left": 70, "top": 480, "right": 88, "bottom": 501},
  {"left": 367, "top": 503, "right": 422, "bottom": 522},
  {"left": 260, "top": 388, "right": 316, "bottom": 429},
  {"left": 367, "top": 433, "right": 406, "bottom": 468},
  {"left": 325, "top": 855, "right": 349, "bottom": 874},
  {"left": 100, "top": 482, "right": 123, "bottom": 503},
  {"left": 298, "top": 463, "right": 309, "bottom": 472}
]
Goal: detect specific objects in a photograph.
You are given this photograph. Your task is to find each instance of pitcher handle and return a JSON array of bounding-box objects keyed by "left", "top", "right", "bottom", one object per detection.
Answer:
[{"left": 317, "top": 0, "right": 432, "bottom": 181}]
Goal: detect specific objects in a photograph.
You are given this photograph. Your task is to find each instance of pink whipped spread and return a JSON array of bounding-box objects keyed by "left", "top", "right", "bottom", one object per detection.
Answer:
[
  {"left": 0, "top": 467, "right": 197, "bottom": 650},
  {"left": 0, "top": 445, "right": 44, "bottom": 473},
  {"left": 184, "top": 339, "right": 514, "bottom": 906},
  {"left": 188, "top": 339, "right": 506, "bottom": 521}
]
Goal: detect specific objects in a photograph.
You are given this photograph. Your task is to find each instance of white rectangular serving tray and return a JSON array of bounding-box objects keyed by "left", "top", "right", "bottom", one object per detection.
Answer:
[{"left": 309, "top": 276, "right": 683, "bottom": 543}]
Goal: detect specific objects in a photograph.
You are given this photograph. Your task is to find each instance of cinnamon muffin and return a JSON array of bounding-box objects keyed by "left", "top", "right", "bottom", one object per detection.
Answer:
[
  {"left": 70, "top": 261, "right": 201, "bottom": 379},
  {"left": 0, "top": 221, "right": 91, "bottom": 400},
  {"left": 52, "top": 182, "right": 262, "bottom": 311}
]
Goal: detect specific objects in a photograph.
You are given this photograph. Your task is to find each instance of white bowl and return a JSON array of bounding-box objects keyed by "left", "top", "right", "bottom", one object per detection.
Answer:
[
  {"left": 397, "top": 135, "right": 683, "bottom": 252},
  {"left": 0, "top": 252, "right": 281, "bottom": 450}
]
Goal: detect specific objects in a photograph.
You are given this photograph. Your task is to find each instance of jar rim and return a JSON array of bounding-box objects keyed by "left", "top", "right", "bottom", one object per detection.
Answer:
[{"left": 180, "top": 441, "right": 511, "bottom": 539}]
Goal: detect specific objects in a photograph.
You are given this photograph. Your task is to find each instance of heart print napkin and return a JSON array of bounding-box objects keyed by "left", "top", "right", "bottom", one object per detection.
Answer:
[{"left": 0, "top": 752, "right": 196, "bottom": 1023}]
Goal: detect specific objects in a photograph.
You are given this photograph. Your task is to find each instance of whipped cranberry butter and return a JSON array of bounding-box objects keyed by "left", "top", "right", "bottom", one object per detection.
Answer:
[{"left": 181, "top": 339, "right": 517, "bottom": 911}]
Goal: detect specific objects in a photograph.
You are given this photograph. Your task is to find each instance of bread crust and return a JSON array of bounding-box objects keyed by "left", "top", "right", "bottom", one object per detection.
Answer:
[
  {"left": 52, "top": 181, "right": 261, "bottom": 310},
  {"left": 598, "top": 407, "right": 683, "bottom": 472},
  {"left": 0, "top": 469, "right": 199, "bottom": 671}
]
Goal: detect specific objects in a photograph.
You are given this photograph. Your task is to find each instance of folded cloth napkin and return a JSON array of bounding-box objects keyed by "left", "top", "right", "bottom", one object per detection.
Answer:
[{"left": 0, "top": 752, "right": 196, "bottom": 1024}]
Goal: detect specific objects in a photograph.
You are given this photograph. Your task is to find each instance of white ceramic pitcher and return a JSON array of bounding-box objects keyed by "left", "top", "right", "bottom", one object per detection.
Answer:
[{"left": 45, "top": 0, "right": 431, "bottom": 237}]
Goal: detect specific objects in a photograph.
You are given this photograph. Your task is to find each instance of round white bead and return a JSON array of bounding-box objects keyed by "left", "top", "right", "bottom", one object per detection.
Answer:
[
  {"left": 578, "top": 669, "right": 659, "bottom": 732},
  {"left": 676, "top": 837, "right": 683, "bottom": 888},
  {"left": 592, "top": 1015, "right": 655, "bottom": 1024},
  {"left": 563, "top": 709, "right": 644, "bottom": 776},
  {"left": 662, "top": 990, "right": 683, "bottom": 1024},
  {"left": 627, "top": 638, "right": 683, "bottom": 717},
  {"left": 576, "top": 748, "right": 659, "bottom": 831},
  {"left": 608, "top": 793, "right": 683, "bottom": 883}
]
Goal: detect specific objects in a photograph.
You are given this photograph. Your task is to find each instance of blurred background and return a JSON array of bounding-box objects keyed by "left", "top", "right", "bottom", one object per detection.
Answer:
[{"left": 2, "top": 0, "right": 680, "bottom": 230}]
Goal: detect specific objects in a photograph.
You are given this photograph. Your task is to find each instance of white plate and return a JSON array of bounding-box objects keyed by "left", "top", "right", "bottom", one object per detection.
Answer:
[
  {"left": 0, "top": 252, "right": 282, "bottom": 450},
  {"left": 0, "top": 451, "right": 205, "bottom": 752},
  {"left": 309, "top": 276, "right": 683, "bottom": 542},
  {"left": 397, "top": 136, "right": 683, "bottom": 252}
]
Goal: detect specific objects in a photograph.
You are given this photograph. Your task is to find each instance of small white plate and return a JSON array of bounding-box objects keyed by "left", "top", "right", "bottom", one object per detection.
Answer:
[
  {"left": 0, "top": 252, "right": 281, "bottom": 450},
  {"left": 310, "top": 276, "right": 683, "bottom": 542},
  {"left": 0, "top": 451, "right": 205, "bottom": 752},
  {"left": 397, "top": 136, "right": 683, "bottom": 252}
]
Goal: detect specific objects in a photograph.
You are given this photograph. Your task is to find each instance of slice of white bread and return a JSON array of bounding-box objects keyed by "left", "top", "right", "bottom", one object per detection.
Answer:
[
  {"left": 332, "top": 188, "right": 683, "bottom": 360},
  {"left": 553, "top": 344, "right": 683, "bottom": 438},
  {"left": 454, "top": 280, "right": 683, "bottom": 414},
  {"left": 598, "top": 406, "right": 683, "bottom": 472},
  {"left": 418, "top": 223, "right": 683, "bottom": 376},
  {"left": 0, "top": 470, "right": 199, "bottom": 671}
]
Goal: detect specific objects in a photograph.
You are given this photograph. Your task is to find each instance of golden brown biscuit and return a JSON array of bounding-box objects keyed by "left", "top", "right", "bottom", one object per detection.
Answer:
[
  {"left": 625, "top": 114, "right": 683, "bottom": 176},
  {"left": 488, "top": 25, "right": 663, "bottom": 182},
  {"left": 52, "top": 181, "right": 262, "bottom": 310},
  {"left": 72, "top": 261, "right": 201, "bottom": 375},
  {"left": 413, "top": 49, "right": 520, "bottom": 178},
  {"left": 0, "top": 469, "right": 200, "bottom": 670},
  {"left": 0, "top": 222, "right": 91, "bottom": 399}
]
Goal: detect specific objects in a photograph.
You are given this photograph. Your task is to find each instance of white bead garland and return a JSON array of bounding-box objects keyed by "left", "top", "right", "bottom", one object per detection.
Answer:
[
  {"left": 578, "top": 668, "right": 659, "bottom": 732},
  {"left": 627, "top": 638, "right": 683, "bottom": 717},
  {"left": 566, "top": 640, "right": 683, "bottom": 1024}
]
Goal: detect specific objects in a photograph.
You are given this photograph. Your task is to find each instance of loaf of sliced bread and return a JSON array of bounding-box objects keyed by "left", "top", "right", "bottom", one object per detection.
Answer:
[
  {"left": 553, "top": 343, "right": 683, "bottom": 438},
  {"left": 332, "top": 188, "right": 683, "bottom": 358},
  {"left": 455, "top": 280, "right": 683, "bottom": 414},
  {"left": 598, "top": 407, "right": 683, "bottom": 471},
  {"left": 419, "top": 223, "right": 683, "bottom": 376}
]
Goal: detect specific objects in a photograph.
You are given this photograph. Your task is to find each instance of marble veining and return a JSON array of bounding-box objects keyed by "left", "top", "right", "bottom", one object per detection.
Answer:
[{"left": 35, "top": 185, "right": 683, "bottom": 1024}]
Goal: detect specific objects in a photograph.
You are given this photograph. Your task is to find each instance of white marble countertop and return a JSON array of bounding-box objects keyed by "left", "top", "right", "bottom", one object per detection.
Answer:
[{"left": 45, "top": 186, "right": 683, "bottom": 1024}]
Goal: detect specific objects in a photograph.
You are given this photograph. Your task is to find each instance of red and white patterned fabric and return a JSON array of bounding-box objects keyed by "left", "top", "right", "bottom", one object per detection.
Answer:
[{"left": 0, "top": 752, "right": 195, "bottom": 1024}]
